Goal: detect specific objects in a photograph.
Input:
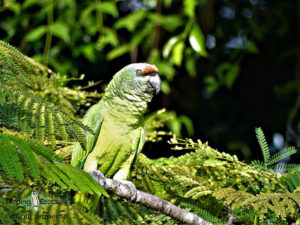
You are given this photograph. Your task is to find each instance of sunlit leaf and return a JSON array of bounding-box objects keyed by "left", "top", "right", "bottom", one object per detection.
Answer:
[
  {"left": 184, "top": 0, "right": 197, "bottom": 18},
  {"left": 189, "top": 24, "right": 207, "bottom": 57},
  {"left": 81, "top": 44, "right": 96, "bottom": 62},
  {"left": 172, "top": 41, "right": 184, "bottom": 66},
  {"left": 25, "top": 26, "right": 46, "bottom": 42},
  {"left": 163, "top": 36, "right": 180, "bottom": 58}
]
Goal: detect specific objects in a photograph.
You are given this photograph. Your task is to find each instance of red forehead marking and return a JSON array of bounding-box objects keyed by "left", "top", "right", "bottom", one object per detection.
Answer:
[{"left": 143, "top": 65, "right": 159, "bottom": 74}]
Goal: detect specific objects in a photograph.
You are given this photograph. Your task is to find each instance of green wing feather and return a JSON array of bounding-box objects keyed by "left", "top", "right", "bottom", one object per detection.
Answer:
[
  {"left": 71, "top": 102, "right": 103, "bottom": 168},
  {"left": 137, "top": 127, "right": 145, "bottom": 155}
]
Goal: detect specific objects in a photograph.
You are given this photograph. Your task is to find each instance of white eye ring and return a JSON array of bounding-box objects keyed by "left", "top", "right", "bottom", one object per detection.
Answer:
[{"left": 136, "top": 69, "right": 143, "bottom": 76}]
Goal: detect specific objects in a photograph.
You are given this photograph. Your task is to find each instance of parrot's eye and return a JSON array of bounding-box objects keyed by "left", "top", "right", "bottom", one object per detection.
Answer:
[{"left": 136, "top": 69, "right": 143, "bottom": 76}]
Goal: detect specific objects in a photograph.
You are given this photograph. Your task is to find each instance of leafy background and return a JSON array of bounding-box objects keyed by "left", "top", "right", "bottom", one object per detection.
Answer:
[{"left": 0, "top": 0, "right": 299, "bottom": 162}]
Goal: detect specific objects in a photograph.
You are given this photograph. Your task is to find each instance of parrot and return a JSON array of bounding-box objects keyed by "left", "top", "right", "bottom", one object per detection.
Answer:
[{"left": 71, "top": 63, "right": 161, "bottom": 211}]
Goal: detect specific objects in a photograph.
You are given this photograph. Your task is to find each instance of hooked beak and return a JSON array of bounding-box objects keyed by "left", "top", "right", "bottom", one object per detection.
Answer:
[{"left": 146, "top": 73, "right": 161, "bottom": 95}]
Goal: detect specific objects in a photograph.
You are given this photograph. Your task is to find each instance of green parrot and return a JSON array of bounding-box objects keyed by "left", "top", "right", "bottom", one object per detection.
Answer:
[{"left": 71, "top": 63, "right": 160, "bottom": 210}]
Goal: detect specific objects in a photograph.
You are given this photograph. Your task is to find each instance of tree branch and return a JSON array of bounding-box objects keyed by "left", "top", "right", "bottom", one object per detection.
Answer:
[
  {"left": 90, "top": 170, "right": 213, "bottom": 225},
  {"left": 226, "top": 205, "right": 237, "bottom": 225}
]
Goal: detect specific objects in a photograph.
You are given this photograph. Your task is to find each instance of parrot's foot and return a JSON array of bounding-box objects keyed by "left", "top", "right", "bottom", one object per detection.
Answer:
[
  {"left": 114, "top": 179, "right": 137, "bottom": 201},
  {"left": 90, "top": 170, "right": 106, "bottom": 187}
]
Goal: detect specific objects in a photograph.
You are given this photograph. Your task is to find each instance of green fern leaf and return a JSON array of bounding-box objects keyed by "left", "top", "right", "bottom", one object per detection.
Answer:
[
  {"left": 12, "top": 138, "right": 40, "bottom": 179},
  {"left": 255, "top": 127, "right": 270, "bottom": 163},
  {"left": 0, "top": 136, "right": 24, "bottom": 181},
  {"left": 0, "top": 134, "right": 107, "bottom": 196},
  {"left": 267, "top": 147, "right": 297, "bottom": 166}
]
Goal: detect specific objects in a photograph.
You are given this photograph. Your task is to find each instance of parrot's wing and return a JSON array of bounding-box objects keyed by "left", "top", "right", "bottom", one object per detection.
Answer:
[
  {"left": 112, "top": 127, "right": 145, "bottom": 180},
  {"left": 136, "top": 127, "right": 145, "bottom": 155},
  {"left": 71, "top": 103, "right": 103, "bottom": 168}
]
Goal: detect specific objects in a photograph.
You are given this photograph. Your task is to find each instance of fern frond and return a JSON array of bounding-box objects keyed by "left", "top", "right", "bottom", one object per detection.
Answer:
[
  {"left": 267, "top": 147, "right": 298, "bottom": 166},
  {"left": 0, "top": 89, "right": 92, "bottom": 149},
  {"left": 255, "top": 127, "right": 270, "bottom": 163},
  {"left": 1, "top": 188, "right": 103, "bottom": 225},
  {"left": 251, "top": 160, "right": 266, "bottom": 170},
  {"left": 213, "top": 187, "right": 300, "bottom": 221},
  {"left": 0, "top": 133, "right": 107, "bottom": 197},
  {"left": 274, "top": 163, "right": 300, "bottom": 173},
  {"left": 0, "top": 135, "right": 24, "bottom": 181},
  {"left": 281, "top": 168, "right": 300, "bottom": 192},
  {"left": 0, "top": 40, "right": 94, "bottom": 149}
]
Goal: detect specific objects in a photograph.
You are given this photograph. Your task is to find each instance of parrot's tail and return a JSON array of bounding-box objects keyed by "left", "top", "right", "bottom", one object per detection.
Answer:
[{"left": 74, "top": 191, "right": 101, "bottom": 213}]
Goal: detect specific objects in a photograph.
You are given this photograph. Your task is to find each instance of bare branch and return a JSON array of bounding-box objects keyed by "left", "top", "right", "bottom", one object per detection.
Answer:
[
  {"left": 226, "top": 205, "right": 237, "bottom": 225},
  {"left": 90, "top": 170, "right": 213, "bottom": 225}
]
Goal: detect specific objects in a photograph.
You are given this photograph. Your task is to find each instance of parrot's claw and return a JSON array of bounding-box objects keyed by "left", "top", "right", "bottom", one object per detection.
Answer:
[
  {"left": 90, "top": 170, "right": 106, "bottom": 187},
  {"left": 115, "top": 179, "right": 137, "bottom": 201}
]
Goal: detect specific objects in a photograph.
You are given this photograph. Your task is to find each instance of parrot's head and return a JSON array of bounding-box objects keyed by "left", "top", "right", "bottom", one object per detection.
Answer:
[{"left": 108, "top": 63, "right": 161, "bottom": 102}]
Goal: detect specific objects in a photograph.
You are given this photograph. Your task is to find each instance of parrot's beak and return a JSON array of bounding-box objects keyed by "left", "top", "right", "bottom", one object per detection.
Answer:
[{"left": 146, "top": 73, "right": 161, "bottom": 95}]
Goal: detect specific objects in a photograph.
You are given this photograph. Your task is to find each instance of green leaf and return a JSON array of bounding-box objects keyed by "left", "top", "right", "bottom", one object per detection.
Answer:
[
  {"left": 23, "top": 0, "right": 44, "bottom": 8},
  {"left": 204, "top": 76, "right": 219, "bottom": 93},
  {"left": 172, "top": 41, "right": 184, "bottom": 66},
  {"left": 114, "top": 10, "right": 147, "bottom": 32},
  {"left": 185, "top": 57, "right": 197, "bottom": 77},
  {"left": 107, "top": 45, "right": 130, "bottom": 60},
  {"left": 163, "top": 36, "right": 180, "bottom": 58},
  {"left": 184, "top": 0, "right": 197, "bottom": 17},
  {"left": 25, "top": 26, "right": 46, "bottom": 42},
  {"left": 51, "top": 21, "right": 70, "bottom": 43},
  {"left": 99, "top": 1, "right": 118, "bottom": 18},
  {"left": 189, "top": 24, "right": 207, "bottom": 57},
  {"left": 179, "top": 115, "right": 194, "bottom": 136},
  {"left": 161, "top": 80, "right": 170, "bottom": 94},
  {"left": 255, "top": 127, "right": 270, "bottom": 163},
  {"left": 13, "top": 138, "right": 40, "bottom": 179},
  {"left": 130, "top": 23, "right": 153, "bottom": 48},
  {"left": 82, "top": 44, "right": 96, "bottom": 62},
  {"left": 97, "top": 28, "right": 119, "bottom": 50},
  {"left": 247, "top": 40, "right": 259, "bottom": 54},
  {"left": 149, "top": 14, "right": 184, "bottom": 32},
  {"left": 0, "top": 137, "right": 23, "bottom": 181},
  {"left": 267, "top": 147, "right": 298, "bottom": 166},
  {"left": 170, "top": 118, "right": 181, "bottom": 136}
]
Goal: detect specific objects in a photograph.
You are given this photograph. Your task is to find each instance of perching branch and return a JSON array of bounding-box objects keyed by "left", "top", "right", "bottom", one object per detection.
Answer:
[
  {"left": 226, "top": 205, "right": 237, "bottom": 225},
  {"left": 90, "top": 170, "right": 213, "bottom": 225}
]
